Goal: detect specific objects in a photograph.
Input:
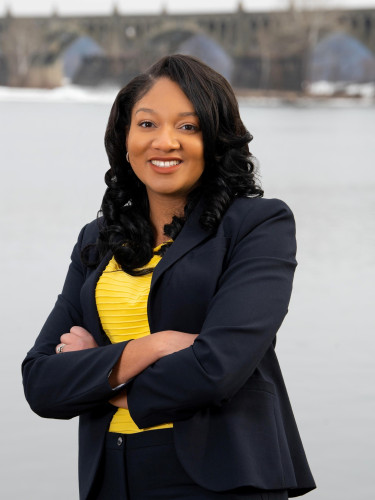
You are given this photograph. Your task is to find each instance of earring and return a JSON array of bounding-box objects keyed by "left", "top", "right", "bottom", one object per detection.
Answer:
[{"left": 126, "top": 152, "right": 130, "bottom": 163}]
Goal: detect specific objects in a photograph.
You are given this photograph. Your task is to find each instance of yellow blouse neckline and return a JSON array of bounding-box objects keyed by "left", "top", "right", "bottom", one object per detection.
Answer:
[{"left": 153, "top": 240, "right": 173, "bottom": 252}]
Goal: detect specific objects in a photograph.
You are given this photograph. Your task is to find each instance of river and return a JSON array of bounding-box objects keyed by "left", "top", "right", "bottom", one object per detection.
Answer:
[{"left": 1, "top": 87, "right": 374, "bottom": 499}]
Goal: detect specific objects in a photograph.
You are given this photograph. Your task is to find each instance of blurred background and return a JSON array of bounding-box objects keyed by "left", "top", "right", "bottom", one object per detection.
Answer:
[
  {"left": 0, "top": 1, "right": 374, "bottom": 499},
  {"left": 1, "top": 0, "right": 375, "bottom": 96}
]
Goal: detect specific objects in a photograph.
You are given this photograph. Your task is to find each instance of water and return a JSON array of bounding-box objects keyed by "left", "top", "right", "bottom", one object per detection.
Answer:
[{"left": 1, "top": 88, "right": 374, "bottom": 499}]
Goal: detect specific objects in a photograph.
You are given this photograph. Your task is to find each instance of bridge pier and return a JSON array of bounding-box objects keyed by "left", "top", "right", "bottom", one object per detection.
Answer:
[{"left": 0, "top": 7, "right": 374, "bottom": 89}]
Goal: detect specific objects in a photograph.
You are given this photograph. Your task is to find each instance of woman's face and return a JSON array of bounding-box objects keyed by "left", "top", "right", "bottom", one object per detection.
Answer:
[{"left": 126, "top": 77, "right": 204, "bottom": 206}]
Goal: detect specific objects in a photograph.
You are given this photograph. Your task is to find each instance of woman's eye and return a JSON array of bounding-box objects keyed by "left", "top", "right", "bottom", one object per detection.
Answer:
[
  {"left": 139, "top": 121, "right": 154, "bottom": 128},
  {"left": 181, "top": 124, "right": 198, "bottom": 131}
]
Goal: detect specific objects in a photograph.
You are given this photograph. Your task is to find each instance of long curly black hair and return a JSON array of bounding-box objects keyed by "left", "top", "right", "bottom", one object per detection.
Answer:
[{"left": 90, "top": 54, "right": 263, "bottom": 275}]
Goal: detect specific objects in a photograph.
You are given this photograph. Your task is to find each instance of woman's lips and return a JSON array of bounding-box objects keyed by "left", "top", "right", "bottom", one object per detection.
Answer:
[{"left": 149, "top": 159, "right": 183, "bottom": 173}]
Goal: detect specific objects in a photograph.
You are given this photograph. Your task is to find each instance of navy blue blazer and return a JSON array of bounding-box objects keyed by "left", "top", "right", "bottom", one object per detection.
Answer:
[{"left": 22, "top": 197, "right": 316, "bottom": 499}]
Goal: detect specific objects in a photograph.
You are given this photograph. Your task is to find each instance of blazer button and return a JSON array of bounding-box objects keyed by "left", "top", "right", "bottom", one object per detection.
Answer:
[{"left": 117, "top": 436, "right": 123, "bottom": 446}]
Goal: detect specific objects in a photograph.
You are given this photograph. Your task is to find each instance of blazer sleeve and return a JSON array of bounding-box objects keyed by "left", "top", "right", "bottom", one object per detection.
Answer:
[
  {"left": 22, "top": 224, "right": 129, "bottom": 420},
  {"left": 127, "top": 199, "right": 297, "bottom": 428}
]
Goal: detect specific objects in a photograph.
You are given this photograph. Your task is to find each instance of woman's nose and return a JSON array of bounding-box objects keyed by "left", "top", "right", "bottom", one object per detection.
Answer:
[{"left": 152, "top": 127, "right": 180, "bottom": 151}]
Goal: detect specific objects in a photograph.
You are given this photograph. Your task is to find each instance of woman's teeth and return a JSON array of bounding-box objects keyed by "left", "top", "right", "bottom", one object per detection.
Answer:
[{"left": 151, "top": 160, "right": 181, "bottom": 167}]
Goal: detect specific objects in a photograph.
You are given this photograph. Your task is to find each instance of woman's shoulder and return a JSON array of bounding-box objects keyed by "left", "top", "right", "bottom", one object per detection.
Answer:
[
  {"left": 225, "top": 196, "right": 294, "bottom": 223},
  {"left": 76, "top": 217, "right": 103, "bottom": 248},
  {"left": 217, "top": 196, "right": 296, "bottom": 251}
]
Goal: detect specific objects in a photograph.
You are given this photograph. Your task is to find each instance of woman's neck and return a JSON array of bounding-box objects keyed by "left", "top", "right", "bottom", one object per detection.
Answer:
[{"left": 147, "top": 193, "right": 186, "bottom": 247}]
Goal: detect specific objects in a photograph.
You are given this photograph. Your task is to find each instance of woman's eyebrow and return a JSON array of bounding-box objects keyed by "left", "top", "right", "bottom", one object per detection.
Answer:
[
  {"left": 135, "top": 107, "right": 155, "bottom": 115},
  {"left": 178, "top": 112, "right": 198, "bottom": 117},
  {"left": 135, "top": 108, "right": 197, "bottom": 117}
]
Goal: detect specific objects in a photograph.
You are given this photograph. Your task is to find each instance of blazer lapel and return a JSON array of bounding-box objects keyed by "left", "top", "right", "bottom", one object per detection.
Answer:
[
  {"left": 150, "top": 199, "right": 211, "bottom": 294},
  {"left": 82, "top": 200, "right": 210, "bottom": 342},
  {"left": 82, "top": 250, "right": 112, "bottom": 345}
]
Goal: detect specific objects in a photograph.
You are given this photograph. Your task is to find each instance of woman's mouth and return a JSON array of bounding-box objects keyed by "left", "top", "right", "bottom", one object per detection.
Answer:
[{"left": 150, "top": 160, "right": 181, "bottom": 168}]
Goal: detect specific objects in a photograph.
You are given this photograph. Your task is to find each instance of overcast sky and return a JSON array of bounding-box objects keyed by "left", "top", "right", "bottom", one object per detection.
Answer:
[{"left": 1, "top": 0, "right": 375, "bottom": 16}]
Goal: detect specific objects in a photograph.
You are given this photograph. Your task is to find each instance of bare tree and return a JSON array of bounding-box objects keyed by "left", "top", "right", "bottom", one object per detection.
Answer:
[{"left": 1, "top": 17, "right": 45, "bottom": 86}]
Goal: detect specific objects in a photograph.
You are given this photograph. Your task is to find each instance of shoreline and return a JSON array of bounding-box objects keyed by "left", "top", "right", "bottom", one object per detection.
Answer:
[
  {"left": 0, "top": 84, "right": 374, "bottom": 106},
  {"left": 234, "top": 87, "right": 375, "bottom": 106}
]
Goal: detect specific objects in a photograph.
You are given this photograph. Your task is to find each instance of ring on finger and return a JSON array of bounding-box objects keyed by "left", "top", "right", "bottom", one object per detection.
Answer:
[{"left": 56, "top": 343, "right": 66, "bottom": 354}]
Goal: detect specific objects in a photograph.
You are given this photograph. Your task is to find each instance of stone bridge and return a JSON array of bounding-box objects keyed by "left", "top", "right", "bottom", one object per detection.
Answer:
[{"left": 0, "top": 5, "right": 374, "bottom": 89}]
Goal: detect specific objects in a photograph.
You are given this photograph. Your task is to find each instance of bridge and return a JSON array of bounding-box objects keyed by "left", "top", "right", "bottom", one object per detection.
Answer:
[{"left": 0, "top": 5, "right": 374, "bottom": 89}]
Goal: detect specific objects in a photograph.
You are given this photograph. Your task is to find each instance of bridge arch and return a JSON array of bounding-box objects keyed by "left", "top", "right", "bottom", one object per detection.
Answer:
[
  {"left": 61, "top": 35, "right": 105, "bottom": 81},
  {"left": 307, "top": 31, "right": 375, "bottom": 83},
  {"left": 140, "top": 23, "right": 233, "bottom": 81}
]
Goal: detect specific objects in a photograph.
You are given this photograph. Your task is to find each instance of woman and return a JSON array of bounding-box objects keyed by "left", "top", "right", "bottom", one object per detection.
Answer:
[{"left": 22, "top": 55, "right": 316, "bottom": 499}]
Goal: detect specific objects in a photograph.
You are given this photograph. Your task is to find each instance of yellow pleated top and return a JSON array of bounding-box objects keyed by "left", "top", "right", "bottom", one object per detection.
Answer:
[{"left": 95, "top": 245, "right": 173, "bottom": 434}]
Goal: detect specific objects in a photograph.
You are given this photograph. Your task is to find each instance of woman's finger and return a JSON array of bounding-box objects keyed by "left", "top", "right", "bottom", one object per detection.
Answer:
[
  {"left": 59, "top": 328, "right": 98, "bottom": 351},
  {"left": 71, "top": 326, "right": 99, "bottom": 348},
  {"left": 55, "top": 343, "right": 66, "bottom": 354},
  {"left": 60, "top": 333, "right": 73, "bottom": 344},
  {"left": 109, "top": 392, "right": 128, "bottom": 409},
  {"left": 70, "top": 326, "right": 92, "bottom": 337}
]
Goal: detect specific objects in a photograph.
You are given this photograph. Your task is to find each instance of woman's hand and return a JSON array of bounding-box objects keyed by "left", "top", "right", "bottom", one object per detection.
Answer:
[
  {"left": 108, "top": 330, "right": 198, "bottom": 388},
  {"left": 55, "top": 326, "right": 98, "bottom": 353},
  {"left": 109, "top": 391, "right": 128, "bottom": 409},
  {"left": 155, "top": 330, "right": 199, "bottom": 357}
]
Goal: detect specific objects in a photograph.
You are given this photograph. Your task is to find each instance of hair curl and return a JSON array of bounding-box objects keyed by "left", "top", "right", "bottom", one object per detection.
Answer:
[{"left": 88, "top": 54, "right": 263, "bottom": 275}]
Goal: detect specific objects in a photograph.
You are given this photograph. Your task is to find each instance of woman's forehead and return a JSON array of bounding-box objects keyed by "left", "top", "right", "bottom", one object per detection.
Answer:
[{"left": 133, "top": 78, "right": 195, "bottom": 114}]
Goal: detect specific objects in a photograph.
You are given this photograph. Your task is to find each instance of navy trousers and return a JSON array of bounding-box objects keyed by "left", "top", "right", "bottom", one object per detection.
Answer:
[{"left": 91, "top": 429, "right": 288, "bottom": 500}]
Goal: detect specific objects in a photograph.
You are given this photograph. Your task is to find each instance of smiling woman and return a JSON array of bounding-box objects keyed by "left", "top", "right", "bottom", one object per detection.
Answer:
[
  {"left": 22, "top": 55, "right": 316, "bottom": 500},
  {"left": 99, "top": 54, "right": 262, "bottom": 277},
  {"left": 126, "top": 78, "right": 205, "bottom": 235}
]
